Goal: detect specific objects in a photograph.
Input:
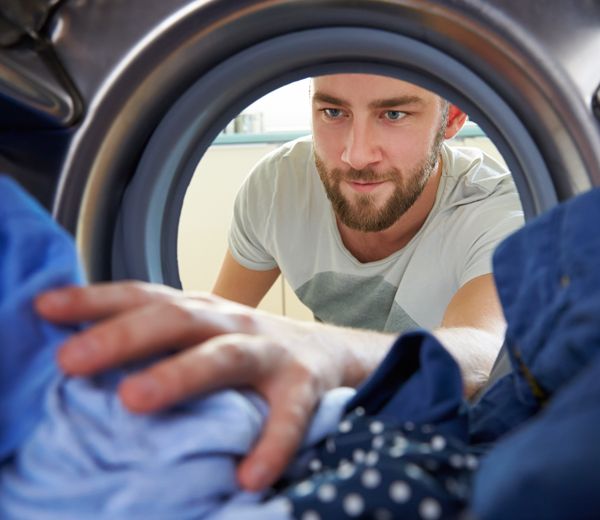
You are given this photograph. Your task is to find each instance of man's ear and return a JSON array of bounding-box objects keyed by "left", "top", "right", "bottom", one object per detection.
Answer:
[{"left": 444, "top": 105, "right": 468, "bottom": 139}]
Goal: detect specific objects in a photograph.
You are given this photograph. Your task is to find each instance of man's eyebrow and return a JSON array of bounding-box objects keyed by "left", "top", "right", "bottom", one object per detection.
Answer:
[
  {"left": 311, "top": 92, "right": 347, "bottom": 106},
  {"left": 368, "top": 96, "right": 424, "bottom": 109},
  {"left": 311, "top": 92, "right": 425, "bottom": 109}
]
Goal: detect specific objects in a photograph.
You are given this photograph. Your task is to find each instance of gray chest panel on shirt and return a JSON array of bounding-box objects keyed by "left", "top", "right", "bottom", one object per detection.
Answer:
[{"left": 295, "top": 272, "right": 420, "bottom": 333}]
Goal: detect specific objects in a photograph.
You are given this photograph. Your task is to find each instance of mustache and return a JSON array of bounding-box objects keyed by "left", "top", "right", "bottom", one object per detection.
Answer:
[{"left": 333, "top": 167, "right": 394, "bottom": 183}]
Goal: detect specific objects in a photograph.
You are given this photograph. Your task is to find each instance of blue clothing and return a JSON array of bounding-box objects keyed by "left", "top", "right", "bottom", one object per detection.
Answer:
[
  {"left": 1, "top": 371, "right": 352, "bottom": 519},
  {"left": 470, "top": 186, "right": 600, "bottom": 519},
  {"left": 4, "top": 172, "right": 600, "bottom": 519},
  {"left": 282, "top": 331, "right": 477, "bottom": 519},
  {"left": 278, "top": 187, "right": 600, "bottom": 519},
  {"left": 0, "top": 176, "right": 83, "bottom": 462},
  {"left": 0, "top": 175, "right": 354, "bottom": 519}
]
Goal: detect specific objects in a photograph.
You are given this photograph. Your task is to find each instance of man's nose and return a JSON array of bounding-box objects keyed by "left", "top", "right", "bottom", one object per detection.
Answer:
[{"left": 341, "top": 121, "right": 383, "bottom": 170}]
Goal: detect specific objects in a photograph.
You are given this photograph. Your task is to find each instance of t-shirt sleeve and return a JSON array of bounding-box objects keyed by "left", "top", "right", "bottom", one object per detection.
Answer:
[
  {"left": 458, "top": 187, "right": 525, "bottom": 287},
  {"left": 228, "top": 158, "right": 279, "bottom": 271}
]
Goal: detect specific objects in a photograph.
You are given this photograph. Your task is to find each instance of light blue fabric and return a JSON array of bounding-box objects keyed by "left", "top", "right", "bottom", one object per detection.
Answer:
[
  {"left": 0, "top": 175, "right": 354, "bottom": 519},
  {"left": 1, "top": 370, "right": 352, "bottom": 519}
]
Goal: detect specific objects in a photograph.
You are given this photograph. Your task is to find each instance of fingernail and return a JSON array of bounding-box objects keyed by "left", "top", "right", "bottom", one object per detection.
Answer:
[
  {"left": 244, "top": 462, "right": 271, "bottom": 490},
  {"left": 121, "top": 375, "right": 162, "bottom": 408},
  {"left": 58, "top": 337, "right": 100, "bottom": 373},
  {"left": 39, "top": 290, "right": 70, "bottom": 309}
]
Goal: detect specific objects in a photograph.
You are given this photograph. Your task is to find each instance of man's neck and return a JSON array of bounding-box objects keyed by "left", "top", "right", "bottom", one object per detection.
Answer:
[{"left": 336, "top": 160, "right": 443, "bottom": 263}]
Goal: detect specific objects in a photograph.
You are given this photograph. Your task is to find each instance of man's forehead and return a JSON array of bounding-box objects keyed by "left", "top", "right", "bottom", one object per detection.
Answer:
[{"left": 311, "top": 74, "right": 435, "bottom": 104}]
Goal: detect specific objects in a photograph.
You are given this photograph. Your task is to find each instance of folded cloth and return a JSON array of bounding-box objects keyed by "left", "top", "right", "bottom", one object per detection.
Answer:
[{"left": 0, "top": 176, "right": 83, "bottom": 462}]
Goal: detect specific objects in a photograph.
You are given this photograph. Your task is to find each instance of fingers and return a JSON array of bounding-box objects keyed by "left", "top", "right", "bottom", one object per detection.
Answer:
[
  {"left": 237, "top": 379, "right": 317, "bottom": 491},
  {"left": 118, "top": 334, "right": 266, "bottom": 412},
  {"left": 56, "top": 298, "right": 232, "bottom": 375},
  {"left": 35, "top": 281, "right": 180, "bottom": 323},
  {"left": 117, "top": 333, "right": 319, "bottom": 491}
]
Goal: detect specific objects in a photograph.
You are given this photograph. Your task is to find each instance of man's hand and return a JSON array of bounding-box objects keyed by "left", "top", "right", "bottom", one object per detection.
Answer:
[{"left": 35, "top": 281, "right": 390, "bottom": 491}]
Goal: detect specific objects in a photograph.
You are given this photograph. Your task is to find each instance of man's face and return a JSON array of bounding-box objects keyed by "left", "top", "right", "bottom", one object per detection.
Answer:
[{"left": 311, "top": 74, "right": 449, "bottom": 232}]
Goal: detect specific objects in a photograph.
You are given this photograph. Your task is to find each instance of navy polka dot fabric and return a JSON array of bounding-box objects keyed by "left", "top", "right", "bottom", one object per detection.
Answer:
[
  {"left": 284, "top": 410, "right": 479, "bottom": 519},
  {"left": 275, "top": 330, "right": 478, "bottom": 519}
]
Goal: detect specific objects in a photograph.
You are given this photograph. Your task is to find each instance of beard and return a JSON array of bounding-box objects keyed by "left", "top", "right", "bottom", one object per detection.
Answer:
[{"left": 314, "top": 121, "right": 447, "bottom": 233}]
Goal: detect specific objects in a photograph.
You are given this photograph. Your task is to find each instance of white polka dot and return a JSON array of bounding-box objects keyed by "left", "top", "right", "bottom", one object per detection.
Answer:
[
  {"left": 337, "top": 460, "right": 356, "bottom": 479},
  {"left": 309, "top": 458, "right": 322, "bottom": 472},
  {"left": 339, "top": 419, "right": 353, "bottom": 433},
  {"left": 374, "top": 509, "right": 393, "bottom": 520},
  {"left": 419, "top": 497, "right": 442, "bottom": 520},
  {"left": 394, "top": 436, "right": 409, "bottom": 449},
  {"left": 317, "top": 483, "right": 337, "bottom": 502},
  {"left": 353, "top": 449, "right": 366, "bottom": 463},
  {"left": 365, "top": 450, "right": 380, "bottom": 466},
  {"left": 354, "top": 407, "right": 366, "bottom": 416},
  {"left": 370, "top": 420, "right": 385, "bottom": 434},
  {"left": 361, "top": 468, "right": 382, "bottom": 488},
  {"left": 295, "top": 480, "right": 315, "bottom": 497},
  {"left": 343, "top": 493, "right": 365, "bottom": 517},
  {"left": 390, "top": 480, "right": 411, "bottom": 503},
  {"left": 405, "top": 463, "right": 423, "bottom": 480},
  {"left": 431, "top": 435, "right": 446, "bottom": 451},
  {"left": 326, "top": 438, "right": 336, "bottom": 453},
  {"left": 449, "top": 454, "right": 464, "bottom": 468},
  {"left": 465, "top": 454, "right": 479, "bottom": 470},
  {"left": 389, "top": 444, "right": 406, "bottom": 458},
  {"left": 404, "top": 421, "right": 415, "bottom": 431},
  {"left": 372, "top": 435, "right": 385, "bottom": 449},
  {"left": 302, "top": 510, "right": 321, "bottom": 520}
]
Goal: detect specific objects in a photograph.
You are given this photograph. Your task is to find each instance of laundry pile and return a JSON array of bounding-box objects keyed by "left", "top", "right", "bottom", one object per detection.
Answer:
[{"left": 1, "top": 175, "right": 600, "bottom": 519}]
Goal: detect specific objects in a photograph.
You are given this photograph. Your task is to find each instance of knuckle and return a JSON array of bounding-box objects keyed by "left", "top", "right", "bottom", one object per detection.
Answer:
[
  {"left": 232, "top": 311, "right": 260, "bottom": 334},
  {"left": 162, "top": 300, "right": 198, "bottom": 323},
  {"left": 212, "top": 339, "right": 251, "bottom": 371},
  {"left": 121, "top": 280, "right": 156, "bottom": 304}
]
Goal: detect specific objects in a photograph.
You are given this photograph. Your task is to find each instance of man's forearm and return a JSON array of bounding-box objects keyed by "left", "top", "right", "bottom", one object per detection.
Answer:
[
  {"left": 290, "top": 319, "right": 502, "bottom": 397},
  {"left": 434, "top": 327, "right": 503, "bottom": 397}
]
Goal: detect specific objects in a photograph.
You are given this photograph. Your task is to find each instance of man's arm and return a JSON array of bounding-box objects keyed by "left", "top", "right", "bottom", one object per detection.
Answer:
[
  {"left": 435, "top": 273, "right": 506, "bottom": 397},
  {"left": 212, "top": 249, "right": 280, "bottom": 308},
  {"left": 33, "top": 275, "right": 503, "bottom": 491},
  {"left": 35, "top": 282, "right": 395, "bottom": 491}
]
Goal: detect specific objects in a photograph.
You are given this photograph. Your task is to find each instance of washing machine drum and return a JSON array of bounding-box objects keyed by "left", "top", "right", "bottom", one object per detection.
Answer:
[{"left": 1, "top": 0, "right": 600, "bottom": 285}]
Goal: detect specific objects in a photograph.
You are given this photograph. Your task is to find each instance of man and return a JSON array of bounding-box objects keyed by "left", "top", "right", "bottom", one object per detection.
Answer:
[
  {"left": 35, "top": 73, "right": 522, "bottom": 493},
  {"left": 214, "top": 74, "right": 522, "bottom": 334}
]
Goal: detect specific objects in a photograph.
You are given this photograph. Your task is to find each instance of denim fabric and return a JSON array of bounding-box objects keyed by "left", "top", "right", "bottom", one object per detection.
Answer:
[
  {"left": 470, "top": 187, "right": 600, "bottom": 444},
  {"left": 280, "top": 188, "right": 600, "bottom": 519},
  {"left": 469, "top": 187, "right": 600, "bottom": 518},
  {"left": 493, "top": 186, "right": 600, "bottom": 400},
  {"left": 472, "top": 350, "right": 600, "bottom": 520}
]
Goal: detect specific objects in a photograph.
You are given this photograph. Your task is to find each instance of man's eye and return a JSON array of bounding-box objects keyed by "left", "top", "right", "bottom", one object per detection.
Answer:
[
  {"left": 385, "top": 110, "right": 406, "bottom": 121},
  {"left": 322, "top": 108, "right": 344, "bottom": 119}
]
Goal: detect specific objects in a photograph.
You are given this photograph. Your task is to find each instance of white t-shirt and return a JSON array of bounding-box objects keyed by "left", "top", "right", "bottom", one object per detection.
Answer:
[{"left": 229, "top": 136, "right": 524, "bottom": 333}]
